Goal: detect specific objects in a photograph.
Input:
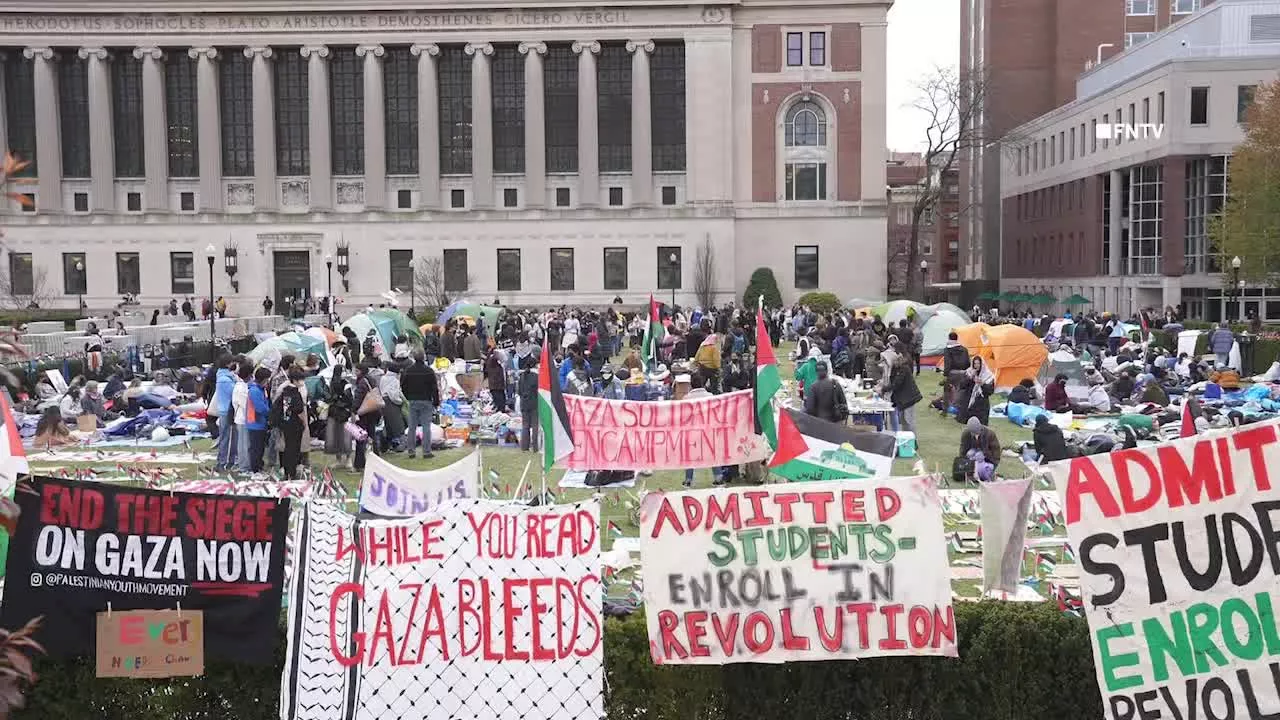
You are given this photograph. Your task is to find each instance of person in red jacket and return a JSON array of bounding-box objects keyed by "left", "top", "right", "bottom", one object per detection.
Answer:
[{"left": 1044, "top": 374, "right": 1071, "bottom": 413}]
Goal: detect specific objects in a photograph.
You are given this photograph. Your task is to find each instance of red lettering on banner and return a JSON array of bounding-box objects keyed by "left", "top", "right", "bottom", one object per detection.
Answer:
[
  {"left": 706, "top": 494, "right": 741, "bottom": 530},
  {"left": 1114, "top": 449, "right": 1162, "bottom": 515},
  {"left": 846, "top": 603, "right": 874, "bottom": 649},
  {"left": 656, "top": 610, "right": 689, "bottom": 660},
  {"left": 802, "top": 491, "right": 835, "bottom": 523},
  {"left": 415, "top": 584, "right": 450, "bottom": 661},
  {"left": 39, "top": 483, "right": 105, "bottom": 530},
  {"left": 457, "top": 578, "right": 484, "bottom": 657},
  {"left": 712, "top": 613, "right": 739, "bottom": 656},
  {"left": 815, "top": 606, "right": 843, "bottom": 651},
  {"left": 874, "top": 488, "right": 900, "bottom": 522},
  {"left": 329, "top": 582, "right": 363, "bottom": 667},
  {"left": 1234, "top": 424, "right": 1277, "bottom": 491},
  {"left": 528, "top": 577, "right": 555, "bottom": 661},
  {"left": 650, "top": 496, "right": 684, "bottom": 537},
  {"left": 1064, "top": 456, "right": 1118, "bottom": 524},
  {"left": 1156, "top": 441, "right": 1225, "bottom": 508},
  {"left": 780, "top": 608, "right": 809, "bottom": 651},
  {"left": 684, "top": 610, "right": 711, "bottom": 657},
  {"left": 743, "top": 491, "right": 772, "bottom": 527},
  {"left": 841, "top": 490, "right": 867, "bottom": 522},
  {"left": 878, "top": 604, "right": 907, "bottom": 650},
  {"left": 773, "top": 492, "right": 800, "bottom": 523},
  {"left": 573, "top": 574, "right": 603, "bottom": 658},
  {"left": 503, "top": 579, "right": 530, "bottom": 661},
  {"left": 183, "top": 498, "right": 275, "bottom": 541},
  {"left": 114, "top": 494, "right": 179, "bottom": 536},
  {"left": 367, "top": 591, "right": 397, "bottom": 662},
  {"left": 1216, "top": 436, "right": 1237, "bottom": 495},
  {"left": 742, "top": 611, "right": 774, "bottom": 654}
]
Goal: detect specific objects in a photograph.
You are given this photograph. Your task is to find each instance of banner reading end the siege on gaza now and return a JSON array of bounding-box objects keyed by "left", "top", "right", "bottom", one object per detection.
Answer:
[
  {"left": 640, "top": 476, "right": 956, "bottom": 664},
  {"left": 1049, "top": 418, "right": 1280, "bottom": 720},
  {"left": 0, "top": 477, "right": 290, "bottom": 664},
  {"left": 561, "top": 389, "right": 769, "bottom": 472}
]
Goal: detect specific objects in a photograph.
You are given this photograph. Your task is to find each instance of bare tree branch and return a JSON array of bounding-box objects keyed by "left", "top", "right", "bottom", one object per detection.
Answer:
[
  {"left": 693, "top": 238, "right": 715, "bottom": 309},
  {"left": 413, "top": 256, "right": 475, "bottom": 309}
]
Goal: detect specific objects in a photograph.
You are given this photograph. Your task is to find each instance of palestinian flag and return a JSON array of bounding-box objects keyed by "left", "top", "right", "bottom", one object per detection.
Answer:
[
  {"left": 1062, "top": 543, "right": 1077, "bottom": 563},
  {"left": 1037, "top": 552, "right": 1057, "bottom": 575},
  {"left": 769, "top": 409, "right": 897, "bottom": 482},
  {"left": 1180, "top": 399, "right": 1198, "bottom": 438},
  {"left": 0, "top": 392, "right": 28, "bottom": 484},
  {"left": 640, "top": 295, "right": 665, "bottom": 372},
  {"left": 538, "top": 341, "right": 575, "bottom": 472},
  {"left": 607, "top": 520, "right": 624, "bottom": 538},
  {"left": 754, "top": 303, "right": 806, "bottom": 467}
]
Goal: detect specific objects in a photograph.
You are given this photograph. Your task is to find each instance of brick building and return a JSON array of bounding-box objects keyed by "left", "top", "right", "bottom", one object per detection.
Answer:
[
  {"left": 960, "top": 0, "right": 1215, "bottom": 305},
  {"left": 885, "top": 151, "right": 960, "bottom": 300},
  {"left": 1000, "top": 0, "right": 1280, "bottom": 321}
]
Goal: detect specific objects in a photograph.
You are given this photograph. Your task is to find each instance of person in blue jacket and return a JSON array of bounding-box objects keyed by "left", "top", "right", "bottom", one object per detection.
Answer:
[
  {"left": 211, "top": 355, "right": 239, "bottom": 471},
  {"left": 245, "top": 367, "right": 272, "bottom": 473}
]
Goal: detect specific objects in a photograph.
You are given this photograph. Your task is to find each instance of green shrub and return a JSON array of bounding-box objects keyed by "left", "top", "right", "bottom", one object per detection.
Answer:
[
  {"left": 742, "top": 268, "right": 783, "bottom": 309},
  {"left": 17, "top": 603, "right": 1101, "bottom": 720},
  {"left": 797, "top": 291, "right": 842, "bottom": 314}
]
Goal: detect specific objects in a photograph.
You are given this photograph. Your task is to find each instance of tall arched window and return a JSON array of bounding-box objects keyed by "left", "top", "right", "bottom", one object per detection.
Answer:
[{"left": 781, "top": 98, "right": 831, "bottom": 201}]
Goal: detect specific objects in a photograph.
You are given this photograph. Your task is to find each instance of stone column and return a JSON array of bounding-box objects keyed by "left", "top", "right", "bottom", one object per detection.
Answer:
[
  {"left": 572, "top": 41, "right": 600, "bottom": 207},
  {"left": 356, "top": 45, "right": 386, "bottom": 209},
  {"left": 410, "top": 44, "right": 440, "bottom": 209},
  {"left": 465, "top": 42, "right": 494, "bottom": 209},
  {"left": 135, "top": 47, "right": 168, "bottom": 212},
  {"left": 1108, "top": 169, "right": 1122, "bottom": 276},
  {"left": 300, "top": 46, "right": 331, "bottom": 209},
  {"left": 188, "top": 48, "right": 222, "bottom": 211},
  {"left": 627, "top": 40, "right": 654, "bottom": 206},
  {"left": 519, "top": 42, "right": 547, "bottom": 208},
  {"left": 245, "top": 46, "right": 276, "bottom": 211},
  {"left": 23, "top": 48, "right": 60, "bottom": 212},
  {"left": 80, "top": 47, "right": 115, "bottom": 212}
]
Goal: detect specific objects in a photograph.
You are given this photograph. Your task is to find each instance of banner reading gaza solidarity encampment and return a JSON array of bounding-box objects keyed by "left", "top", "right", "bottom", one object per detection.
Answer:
[
  {"left": 359, "top": 451, "right": 479, "bottom": 517},
  {"left": 281, "top": 499, "right": 604, "bottom": 720},
  {"left": 640, "top": 477, "right": 955, "bottom": 664},
  {"left": 0, "top": 477, "right": 289, "bottom": 663},
  {"left": 1049, "top": 418, "right": 1280, "bottom": 720},
  {"left": 561, "top": 389, "right": 768, "bottom": 471}
]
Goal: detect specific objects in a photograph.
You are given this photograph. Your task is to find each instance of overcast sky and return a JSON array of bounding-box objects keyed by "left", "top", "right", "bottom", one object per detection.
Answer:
[{"left": 886, "top": 0, "right": 961, "bottom": 152}]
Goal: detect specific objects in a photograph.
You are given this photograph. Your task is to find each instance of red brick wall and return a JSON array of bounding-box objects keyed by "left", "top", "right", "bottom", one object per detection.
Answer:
[
  {"left": 832, "top": 23, "right": 861, "bottom": 71},
  {"left": 1001, "top": 174, "right": 1105, "bottom": 278},
  {"left": 752, "top": 25, "right": 781, "bottom": 73},
  {"left": 751, "top": 82, "right": 862, "bottom": 202}
]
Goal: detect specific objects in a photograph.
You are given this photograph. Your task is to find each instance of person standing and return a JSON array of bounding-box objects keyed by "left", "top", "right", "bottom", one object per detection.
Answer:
[
  {"left": 483, "top": 346, "right": 508, "bottom": 411},
  {"left": 210, "top": 356, "right": 238, "bottom": 471},
  {"left": 324, "top": 374, "right": 354, "bottom": 468},
  {"left": 401, "top": 350, "right": 439, "bottom": 459},
  {"left": 886, "top": 353, "right": 922, "bottom": 433},
  {"left": 245, "top": 367, "right": 272, "bottom": 473},
  {"left": 351, "top": 363, "right": 380, "bottom": 471},
  {"left": 517, "top": 355, "right": 540, "bottom": 453},
  {"left": 379, "top": 361, "right": 407, "bottom": 453},
  {"left": 270, "top": 368, "right": 308, "bottom": 481},
  {"left": 1209, "top": 321, "right": 1235, "bottom": 368},
  {"left": 231, "top": 362, "right": 253, "bottom": 474},
  {"left": 803, "top": 361, "right": 848, "bottom": 424},
  {"left": 262, "top": 296, "right": 274, "bottom": 315}
]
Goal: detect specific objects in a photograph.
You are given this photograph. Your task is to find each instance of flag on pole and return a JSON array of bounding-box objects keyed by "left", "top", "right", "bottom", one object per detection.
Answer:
[
  {"left": 1037, "top": 552, "right": 1057, "bottom": 576},
  {"left": 1180, "top": 400, "right": 1197, "bottom": 438},
  {"left": 538, "top": 341, "right": 575, "bottom": 472},
  {"left": 640, "top": 294, "right": 665, "bottom": 372},
  {"left": 754, "top": 300, "right": 806, "bottom": 468},
  {"left": 1062, "top": 543, "right": 1077, "bottom": 563},
  {"left": 0, "top": 392, "right": 29, "bottom": 484},
  {"left": 607, "top": 520, "right": 625, "bottom": 538}
]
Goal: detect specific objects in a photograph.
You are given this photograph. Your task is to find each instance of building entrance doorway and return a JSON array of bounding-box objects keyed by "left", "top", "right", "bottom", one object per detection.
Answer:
[{"left": 274, "top": 251, "right": 311, "bottom": 319}]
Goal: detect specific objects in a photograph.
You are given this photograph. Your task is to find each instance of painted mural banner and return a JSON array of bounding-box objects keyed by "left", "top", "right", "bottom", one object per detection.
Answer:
[
  {"left": 0, "top": 477, "right": 289, "bottom": 663},
  {"left": 640, "top": 476, "right": 956, "bottom": 664},
  {"left": 280, "top": 498, "right": 604, "bottom": 720},
  {"left": 1048, "top": 418, "right": 1280, "bottom": 720},
  {"left": 560, "top": 390, "right": 768, "bottom": 471},
  {"left": 358, "top": 451, "right": 479, "bottom": 517}
]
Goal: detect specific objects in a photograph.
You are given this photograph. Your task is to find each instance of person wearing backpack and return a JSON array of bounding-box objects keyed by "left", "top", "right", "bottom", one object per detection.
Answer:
[{"left": 270, "top": 368, "right": 308, "bottom": 481}]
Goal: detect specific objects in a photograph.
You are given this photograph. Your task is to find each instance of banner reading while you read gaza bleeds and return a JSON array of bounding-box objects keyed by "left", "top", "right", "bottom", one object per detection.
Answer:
[
  {"left": 561, "top": 389, "right": 768, "bottom": 471},
  {"left": 0, "top": 477, "right": 290, "bottom": 663},
  {"left": 281, "top": 499, "right": 604, "bottom": 720},
  {"left": 1049, "top": 418, "right": 1280, "bottom": 720},
  {"left": 641, "top": 477, "right": 955, "bottom": 664}
]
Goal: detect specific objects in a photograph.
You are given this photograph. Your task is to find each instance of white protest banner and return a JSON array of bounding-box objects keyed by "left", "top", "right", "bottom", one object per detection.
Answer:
[
  {"left": 981, "top": 478, "right": 1033, "bottom": 595},
  {"left": 1048, "top": 418, "right": 1280, "bottom": 720},
  {"left": 358, "top": 451, "right": 479, "bottom": 516},
  {"left": 640, "top": 476, "right": 956, "bottom": 664},
  {"left": 280, "top": 499, "right": 604, "bottom": 720}
]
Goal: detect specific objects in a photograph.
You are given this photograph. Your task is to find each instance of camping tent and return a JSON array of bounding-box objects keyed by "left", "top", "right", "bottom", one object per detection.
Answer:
[
  {"left": 872, "top": 300, "right": 931, "bottom": 326},
  {"left": 369, "top": 309, "right": 423, "bottom": 343},
  {"left": 919, "top": 310, "right": 972, "bottom": 357},
  {"left": 1037, "top": 349, "right": 1088, "bottom": 387},
  {"left": 929, "top": 302, "right": 970, "bottom": 319},
  {"left": 341, "top": 310, "right": 422, "bottom": 354},
  {"left": 247, "top": 331, "right": 329, "bottom": 368},
  {"left": 437, "top": 300, "right": 502, "bottom": 329},
  {"left": 956, "top": 322, "right": 1048, "bottom": 391}
]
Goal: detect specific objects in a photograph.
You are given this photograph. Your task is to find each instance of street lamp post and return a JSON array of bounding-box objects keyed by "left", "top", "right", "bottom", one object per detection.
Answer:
[
  {"left": 325, "top": 254, "right": 334, "bottom": 327},
  {"left": 74, "top": 260, "right": 84, "bottom": 314},
  {"left": 205, "top": 244, "right": 216, "bottom": 341},
  {"left": 1230, "top": 255, "right": 1243, "bottom": 322},
  {"left": 919, "top": 260, "right": 929, "bottom": 301},
  {"left": 668, "top": 252, "right": 678, "bottom": 309}
]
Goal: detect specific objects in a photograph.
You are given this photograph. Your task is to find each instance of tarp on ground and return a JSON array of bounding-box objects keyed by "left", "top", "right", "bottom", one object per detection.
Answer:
[
  {"left": 956, "top": 322, "right": 1048, "bottom": 391},
  {"left": 920, "top": 309, "right": 973, "bottom": 357}
]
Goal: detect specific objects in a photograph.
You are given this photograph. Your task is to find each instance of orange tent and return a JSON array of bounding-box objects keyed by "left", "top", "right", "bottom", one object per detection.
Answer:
[{"left": 955, "top": 322, "right": 1048, "bottom": 391}]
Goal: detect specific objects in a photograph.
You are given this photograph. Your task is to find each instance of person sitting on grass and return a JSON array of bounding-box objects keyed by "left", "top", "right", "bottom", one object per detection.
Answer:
[
  {"left": 33, "top": 406, "right": 72, "bottom": 449},
  {"left": 960, "top": 417, "right": 1001, "bottom": 482},
  {"left": 1006, "top": 378, "right": 1038, "bottom": 406}
]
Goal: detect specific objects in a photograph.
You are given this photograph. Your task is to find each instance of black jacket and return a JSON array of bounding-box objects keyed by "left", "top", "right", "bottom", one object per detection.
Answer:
[
  {"left": 517, "top": 369, "right": 539, "bottom": 407},
  {"left": 400, "top": 360, "right": 440, "bottom": 404},
  {"left": 1033, "top": 421, "right": 1070, "bottom": 462},
  {"left": 888, "top": 365, "right": 923, "bottom": 410},
  {"left": 804, "top": 378, "right": 846, "bottom": 423},
  {"left": 422, "top": 333, "right": 441, "bottom": 358},
  {"left": 942, "top": 344, "right": 970, "bottom": 375}
]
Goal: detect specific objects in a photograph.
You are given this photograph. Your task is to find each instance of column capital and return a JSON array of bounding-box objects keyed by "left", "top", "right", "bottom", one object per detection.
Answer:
[
  {"left": 188, "top": 47, "right": 218, "bottom": 60},
  {"left": 355, "top": 44, "right": 384, "bottom": 58},
  {"left": 22, "top": 47, "right": 54, "bottom": 61},
  {"left": 243, "top": 46, "right": 273, "bottom": 59},
  {"left": 626, "top": 40, "right": 656, "bottom": 54},
  {"left": 410, "top": 43, "right": 439, "bottom": 57},
  {"left": 133, "top": 46, "right": 164, "bottom": 61},
  {"left": 464, "top": 42, "right": 494, "bottom": 57},
  {"left": 77, "top": 47, "right": 109, "bottom": 61},
  {"left": 300, "top": 45, "right": 330, "bottom": 59},
  {"left": 572, "top": 40, "right": 601, "bottom": 55},
  {"left": 518, "top": 41, "right": 548, "bottom": 55}
]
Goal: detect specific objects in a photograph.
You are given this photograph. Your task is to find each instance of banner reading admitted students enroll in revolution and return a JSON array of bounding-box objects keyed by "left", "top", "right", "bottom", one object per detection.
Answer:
[
  {"left": 1048, "top": 418, "right": 1280, "bottom": 720},
  {"left": 0, "top": 477, "right": 290, "bottom": 663},
  {"left": 560, "top": 390, "right": 768, "bottom": 472},
  {"left": 640, "top": 477, "right": 956, "bottom": 664},
  {"left": 281, "top": 498, "right": 604, "bottom": 720}
]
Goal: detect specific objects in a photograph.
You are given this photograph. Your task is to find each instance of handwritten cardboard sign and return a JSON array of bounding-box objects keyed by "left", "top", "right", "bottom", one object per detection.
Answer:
[{"left": 96, "top": 609, "right": 204, "bottom": 678}]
